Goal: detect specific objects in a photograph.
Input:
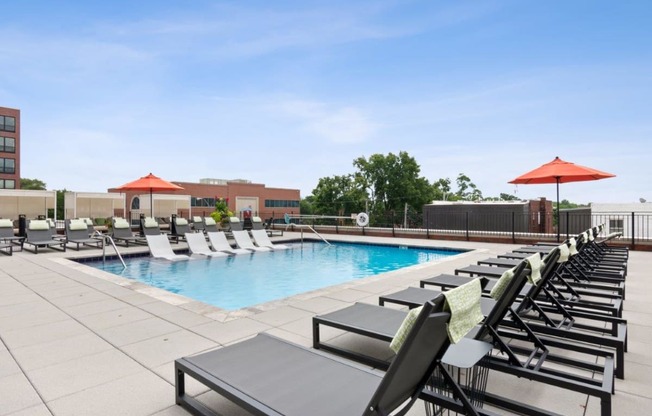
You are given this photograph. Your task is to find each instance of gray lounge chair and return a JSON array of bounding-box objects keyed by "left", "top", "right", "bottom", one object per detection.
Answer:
[
  {"left": 175, "top": 295, "right": 488, "bottom": 416},
  {"left": 232, "top": 230, "right": 271, "bottom": 252},
  {"left": 251, "top": 216, "right": 265, "bottom": 230},
  {"left": 111, "top": 217, "right": 146, "bottom": 247},
  {"left": 170, "top": 217, "right": 192, "bottom": 243},
  {"left": 64, "top": 219, "right": 102, "bottom": 251},
  {"left": 185, "top": 233, "right": 230, "bottom": 258},
  {"left": 191, "top": 216, "right": 205, "bottom": 232},
  {"left": 145, "top": 234, "right": 191, "bottom": 261},
  {"left": 24, "top": 220, "right": 66, "bottom": 253},
  {"left": 228, "top": 216, "right": 243, "bottom": 231},
  {"left": 313, "top": 260, "right": 616, "bottom": 416},
  {"left": 250, "top": 229, "right": 291, "bottom": 250},
  {"left": 0, "top": 241, "right": 12, "bottom": 256},
  {"left": 202, "top": 217, "right": 219, "bottom": 233},
  {"left": 141, "top": 217, "right": 164, "bottom": 237},
  {"left": 206, "top": 231, "right": 251, "bottom": 255},
  {"left": 0, "top": 218, "right": 24, "bottom": 250}
]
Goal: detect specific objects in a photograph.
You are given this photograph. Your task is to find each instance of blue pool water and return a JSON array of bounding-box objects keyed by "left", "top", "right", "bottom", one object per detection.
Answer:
[{"left": 85, "top": 242, "right": 462, "bottom": 310}]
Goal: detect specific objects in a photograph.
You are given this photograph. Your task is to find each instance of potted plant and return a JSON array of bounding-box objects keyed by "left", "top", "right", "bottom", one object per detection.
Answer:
[{"left": 210, "top": 197, "right": 234, "bottom": 227}]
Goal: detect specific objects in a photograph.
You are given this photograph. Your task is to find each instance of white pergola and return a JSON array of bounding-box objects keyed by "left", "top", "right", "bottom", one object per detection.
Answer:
[
  {"left": 64, "top": 192, "right": 126, "bottom": 220},
  {"left": 0, "top": 189, "right": 57, "bottom": 219},
  {"left": 135, "top": 193, "right": 191, "bottom": 218}
]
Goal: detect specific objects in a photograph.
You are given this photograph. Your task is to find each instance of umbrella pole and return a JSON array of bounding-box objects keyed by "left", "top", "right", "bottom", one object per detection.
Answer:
[
  {"left": 556, "top": 178, "right": 560, "bottom": 242},
  {"left": 150, "top": 189, "right": 153, "bottom": 218}
]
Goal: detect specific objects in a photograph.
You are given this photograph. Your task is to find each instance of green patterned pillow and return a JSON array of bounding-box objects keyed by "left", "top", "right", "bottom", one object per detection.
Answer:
[
  {"left": 204, "top": 217, "right": 216, "bottom": 226},
  {"left": 0, "top": 219, "right": 13, "bottom": 228},
  {"left": 389, "top": 306, "right": 423, "bottom": 353},
  {"left": 525, "top": 253, "right": 542, "bottom": 284},
  {"left": 489, "top": 267, "right": 516, "bottom": 301},
  {"left": 175, "top": 218, "right": 188, "bottom": 226},
  {"left": 144, "top": 217, "right": 158, "bottom": 228},
  {"left": 442, "top": 278, "right": 484, "bottom": 344}
]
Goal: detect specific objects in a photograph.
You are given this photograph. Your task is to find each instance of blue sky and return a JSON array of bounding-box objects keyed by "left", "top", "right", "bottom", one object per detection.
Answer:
[{"left": 2, "top": 0, "right": 650, "bottom": 204}]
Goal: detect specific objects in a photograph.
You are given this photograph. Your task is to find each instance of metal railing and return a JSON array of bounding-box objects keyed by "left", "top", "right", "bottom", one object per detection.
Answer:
[{"left": 270, "top": 211, "right": 652, "bottom": 248}]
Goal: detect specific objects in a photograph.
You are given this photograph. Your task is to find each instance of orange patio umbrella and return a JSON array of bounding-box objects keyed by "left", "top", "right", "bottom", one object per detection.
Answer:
[
  {"left": 115, "top": 173, "right": 184, "bottom": 217},
  {"left": 509, "top": 156, "right": 615, "bottom": 241}
]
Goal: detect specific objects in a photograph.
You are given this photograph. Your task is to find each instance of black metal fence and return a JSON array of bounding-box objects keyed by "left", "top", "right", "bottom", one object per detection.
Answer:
[{"left": 272, "top": 210, "right": 652, "bottom": 248}]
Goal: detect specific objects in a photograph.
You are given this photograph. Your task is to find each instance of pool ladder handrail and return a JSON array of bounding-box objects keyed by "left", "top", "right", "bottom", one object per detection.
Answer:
[
  {"left": 94, "top": 231, "right": 126, "bottom": 268},
  {"left": 286, "top": 223, "right": 330, "bottom": 246}
]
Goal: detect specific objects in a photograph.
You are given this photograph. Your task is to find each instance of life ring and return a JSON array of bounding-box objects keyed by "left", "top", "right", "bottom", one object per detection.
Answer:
[
  {"left": 356, "top": 212, "right": 369, "bottom": 227},
  {"left": 284, "top": 213, "right": 291, "bottom": 224}
]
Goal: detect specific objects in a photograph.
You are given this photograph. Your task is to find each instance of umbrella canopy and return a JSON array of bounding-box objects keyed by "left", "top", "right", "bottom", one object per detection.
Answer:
[
  {"left": 509, "top": 156, "right": 615, "bottom": 241},
  {"left": 115, "top": 173, "right": 184, "bottom": 216}
]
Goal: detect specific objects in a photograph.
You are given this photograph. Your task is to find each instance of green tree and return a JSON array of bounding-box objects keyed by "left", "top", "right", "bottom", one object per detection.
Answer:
[
  {"left": 455, "top": 173, "right": 482, "bottom": 201},
  {"left": 432, "top": 178, "right": 452, "bottom": 201},
  {"left": 500, "top": 193, "right": 519, "bottom": 201},
  {"left": 300, "top": 196, "right": 315, "bottom": 216},
  {"left": 353, "top": 151, "right": 433, "bottom": 214},
  {"left": 20, "top": 178, "right": 47, "bottom": 190},
  {"left": 311, "top": 175, "right": 367, "bottom": 215}
]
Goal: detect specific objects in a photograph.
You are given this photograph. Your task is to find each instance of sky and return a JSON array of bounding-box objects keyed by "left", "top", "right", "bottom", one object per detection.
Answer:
[{"left": 1, "top": 0, "right": 650, "bottom": 205}]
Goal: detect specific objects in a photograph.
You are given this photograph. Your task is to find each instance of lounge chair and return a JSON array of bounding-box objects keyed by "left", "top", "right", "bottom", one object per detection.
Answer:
[
  {"left": 251, "top": 216, "right": 264, "bottom": 230},
  {"left": 380, "top": 247, "right": 628, "bottom": 379},
  {"left": 0, "top": 218, "right": 24, "bottom": 250},
  {"left": 206, "top": 231, "right": 251, "bottom": 255},
  {"left": 78, "top": 217, "right": 96, "bottom": 235},
  {"left": 176, "top": 294, "right": 490, "bottom": 416},
  {"left": 313, "top": 260, "right": 615, "bottom": 416},
  {"left": 141, "top": 217, "right": 164, "bottom": 237},
  {"left": 24, "top": 220, "right": 66, "bottom": 253},
  {"left": 202, "top": 217, "right": 219, "bottom": 233},
  {"left": 145, "top": 234, "right": 191, "bottom": 261},
  {"left": 250, "top": 229, "right": 291, "bottom": 250},
  {"left": 185, "top": 233, "right": 230, "bottom": 258},
  {"left": 170, "top": 217, "right": 192, "bottom": 243},
  {"left": 232, "top": 230, "right": 271, "bottom": 252},
  {"left": 0, "top": 241, "right": 11, "bottom": 256},
  {"left": 228, "top": 216, "right": 243, "bottom": 231},
  {"left": 64, "top": 219, "right": 102, "bottom": 251},
  {"left": 111, "top": 217, "right": 147, "bottom": 247},
  {"left": 191, "top": 216, "right": 205, "bottom": 232}
]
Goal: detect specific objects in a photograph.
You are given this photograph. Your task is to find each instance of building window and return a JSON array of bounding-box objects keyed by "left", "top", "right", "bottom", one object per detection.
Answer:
[
  {"left": 0, "top": 158, "right": 15, "bottom": 174},
  {"left": 131, "top": 196, "right": 140, "bottom": 210},
  {"left": 0, "top": 179, "right": 15, "bottom": 189},
  {"left": 609, "top": 218, "right": 624, "bottom": 234},
  {"left": 0, "top": 137, "right": 15, "bottom": 153},
  {"left": 0, "top": 116, "right": 15, "bottom": 133},
  {"left": 191, "top": 197, "right": 216, "bottom": 207},
  {"left": 264, "top": 199, "right": 300, "bottom": 208}
]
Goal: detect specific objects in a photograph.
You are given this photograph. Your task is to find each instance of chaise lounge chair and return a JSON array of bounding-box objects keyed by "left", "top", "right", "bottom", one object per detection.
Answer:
[
  {"left": 228, "top": 216, "right": 244, "bottom": 231},
  {"left": 112, "top": 218, "right": 147, "bottom": 247},
  {"left": 170, "top": 217, "right": 192, "bottom": 243},
  {"left": 0, "top": 218, "right": 24, "bottom": 251},
  {"left": 141, "top": 217, "right": 165, "bottom": 237},
  {"left": 250, "top": 229, "right": 291, "bottom": 250},
  {"left": 202, "top": 217, "right": 219, "bottom": 233},
  {"left": 145, "top": 234, "right": 191, "bottom": 261},
  {"left": 185, "top": 232, "right": 230, "bottom": 258},
  {"left": 24, "top": 220, "right": 66, "bottom": 253},
  {"left": 64, "top": 219, "right": 102, "bottom": 251},
  {"left": 206, "top": 231, "right": 251, "bottom": 255},
  {"left": 176, "top": 293, "right": 492, "bottom": 416},
  {"left": 313, "top": 260, "right": 616, "bottom": 416},
  {"left": 232, "top": 230, "right": 271, "bottom": 252}
]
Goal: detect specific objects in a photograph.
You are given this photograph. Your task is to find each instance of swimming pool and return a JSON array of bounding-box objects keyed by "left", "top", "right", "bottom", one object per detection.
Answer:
[{"left": 84, "top": 242, "right": 463, "bottom": 310}]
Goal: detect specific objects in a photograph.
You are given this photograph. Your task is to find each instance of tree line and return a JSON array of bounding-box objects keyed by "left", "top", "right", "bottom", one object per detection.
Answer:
[{"left": 301, "top": 151, "right": 521, "bottom": 220}]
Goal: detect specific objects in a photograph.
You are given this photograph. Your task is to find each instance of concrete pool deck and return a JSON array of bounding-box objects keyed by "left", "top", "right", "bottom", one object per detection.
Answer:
[{"left": 0, "top": 233, "right": 650, "bottom": 415}]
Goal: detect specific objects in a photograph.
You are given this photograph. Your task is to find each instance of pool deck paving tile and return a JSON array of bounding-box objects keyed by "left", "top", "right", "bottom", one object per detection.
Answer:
[{"left": 0, "top": 233, "right": 649, "bottom": 415}]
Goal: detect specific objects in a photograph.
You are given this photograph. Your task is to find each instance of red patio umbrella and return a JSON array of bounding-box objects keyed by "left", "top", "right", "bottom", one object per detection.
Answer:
[
  {"left": 508, "top": 156, "right": 615, "bottom": 241},
  {"left": 115, "top": 173, "right": 184, "bottom": 217}
]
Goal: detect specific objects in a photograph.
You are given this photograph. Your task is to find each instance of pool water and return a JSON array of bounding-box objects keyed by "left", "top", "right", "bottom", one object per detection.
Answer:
[{"left": 86, "top": 242, "right": 462, "bottom": 310}]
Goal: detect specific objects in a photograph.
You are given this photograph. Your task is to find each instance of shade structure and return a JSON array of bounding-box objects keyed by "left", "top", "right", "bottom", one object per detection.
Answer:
[
  {"left": 509, "top": 156, "right": 615, "bottom": 241},
  {"left": 115, "top": 173, "right": 184, "bottom": 217}
]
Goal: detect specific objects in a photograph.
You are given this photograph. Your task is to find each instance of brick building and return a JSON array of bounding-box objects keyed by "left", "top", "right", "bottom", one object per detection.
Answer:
[
  {"left": 0, "top": 106, "right": 19, "bottom": 189},
  {"left": 108, "top": 178, "right": 300, "bottom": 222}
]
